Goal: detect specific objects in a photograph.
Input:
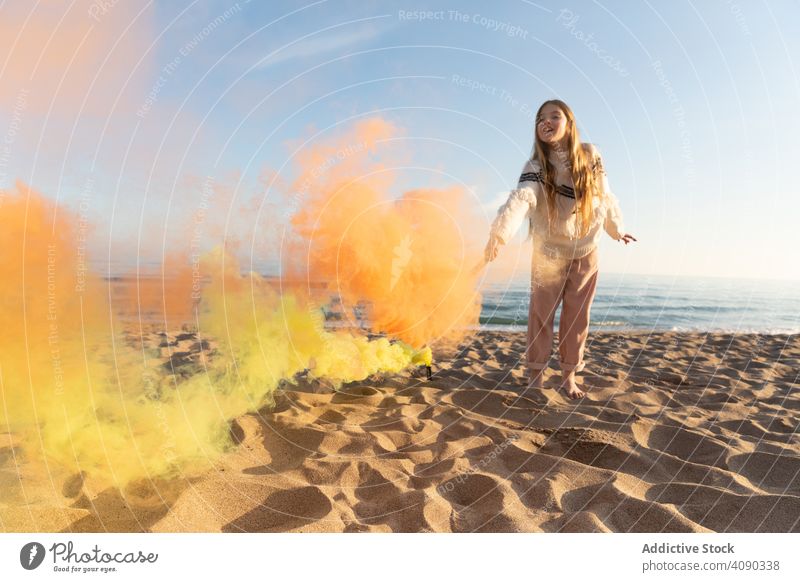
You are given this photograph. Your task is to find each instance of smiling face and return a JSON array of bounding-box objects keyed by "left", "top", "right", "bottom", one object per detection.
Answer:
[{"left": 536, "top": 102, "right": 569, "bottom": 147}]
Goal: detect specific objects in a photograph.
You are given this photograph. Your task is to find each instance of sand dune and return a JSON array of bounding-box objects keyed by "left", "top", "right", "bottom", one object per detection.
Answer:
[{"left": 2, "top": 330, "right": 798, "bottom": 532}]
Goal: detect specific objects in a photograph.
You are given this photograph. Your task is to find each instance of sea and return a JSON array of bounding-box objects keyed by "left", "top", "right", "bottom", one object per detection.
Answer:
[
  {"left": 101, "top": 260, "right": 799, "bottom": 335},
  {"left": 479, "top": 273, "right": 800, "bottom": 334}
]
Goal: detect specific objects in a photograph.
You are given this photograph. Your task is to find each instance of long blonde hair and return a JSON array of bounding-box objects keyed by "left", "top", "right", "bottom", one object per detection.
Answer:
[{"left": 531, "top": 99, "right": 602, "bottom": 238}]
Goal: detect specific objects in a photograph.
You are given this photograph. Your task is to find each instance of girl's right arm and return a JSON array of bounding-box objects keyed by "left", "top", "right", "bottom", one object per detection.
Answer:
[{"left": 487, "top": 160, "right": 540, "bottom": 254}]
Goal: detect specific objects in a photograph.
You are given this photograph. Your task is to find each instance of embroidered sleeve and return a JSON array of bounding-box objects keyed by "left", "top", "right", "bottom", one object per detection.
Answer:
[
  {"left": 592, "top": 150, "right": 606, "bottom": 177},
  {"left": 588, "top": 145, "right": 625, "bottom": 240},
  {"left": 517, "top": 158, "right": 543, "bottom": 188},
  {"left": 491, "top": 159, "right": 539, "bottom": 244},
  {"left": 491, "top": 187, "right": 536, "bottom": 244},
  {"left": 603, "top": 190, "right": 625, "bottom": 241}
]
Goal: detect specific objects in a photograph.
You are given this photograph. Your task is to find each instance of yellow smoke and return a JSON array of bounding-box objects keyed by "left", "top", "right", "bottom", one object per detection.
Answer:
[
  {"left": 196, "top": 247, "right": 430, "bottom": 392},
  {"left": 0, "top": 184, "right": 431, "bottom": 491},
  {"left": 0, "top": 0, "right": 473, "bottom": 518}
]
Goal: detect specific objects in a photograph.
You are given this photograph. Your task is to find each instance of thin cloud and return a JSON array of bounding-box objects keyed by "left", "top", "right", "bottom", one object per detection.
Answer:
[{"left": 256, "top": 18, "right": 391, "bottom": 69}]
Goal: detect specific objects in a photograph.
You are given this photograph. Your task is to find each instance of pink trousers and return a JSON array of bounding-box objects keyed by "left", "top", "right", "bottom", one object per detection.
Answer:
[{"left": 526, "top": 248, "right": 599, "bottom": 373}]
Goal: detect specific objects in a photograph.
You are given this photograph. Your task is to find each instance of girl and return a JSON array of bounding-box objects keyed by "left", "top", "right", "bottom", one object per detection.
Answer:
[{"left": 485, "top": 99, "right": 636, "bottom": 399}]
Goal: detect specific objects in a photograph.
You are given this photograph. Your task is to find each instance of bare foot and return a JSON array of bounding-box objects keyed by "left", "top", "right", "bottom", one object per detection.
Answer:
[
  {"left": 527, "top": 370, "right": 545, "bottom": 389},
  {"left": 560, "top": 372, "right": 585, "bottom": 399}
]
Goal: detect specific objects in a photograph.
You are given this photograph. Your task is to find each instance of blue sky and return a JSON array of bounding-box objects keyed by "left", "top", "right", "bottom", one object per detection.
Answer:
[{"left": 3, "top": 0, "right": 799, "bottom": 280}]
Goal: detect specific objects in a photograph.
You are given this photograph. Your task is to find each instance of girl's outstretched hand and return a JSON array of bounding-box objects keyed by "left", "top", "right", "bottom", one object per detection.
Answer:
[
  {"left": 485, "top": 234, "right": 501, "bottom": 262},
  {"left": 619, "top": 233, "right": 637, "bottom": 245}
]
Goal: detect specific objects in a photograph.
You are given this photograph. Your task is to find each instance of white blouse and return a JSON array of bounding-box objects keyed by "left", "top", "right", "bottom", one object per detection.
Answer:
[{"left": 490, "top": 143, "right": 625, "bottom": 259}]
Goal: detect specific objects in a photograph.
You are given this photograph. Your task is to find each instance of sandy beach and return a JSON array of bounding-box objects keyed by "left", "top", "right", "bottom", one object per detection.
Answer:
[{"left": 1, "top": 329, "right": 798, "bottom": 533}]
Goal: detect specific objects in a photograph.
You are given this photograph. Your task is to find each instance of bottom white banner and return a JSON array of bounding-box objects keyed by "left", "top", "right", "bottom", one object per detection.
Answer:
[{"left": 1, "top": 533, "right": 796, "bottom": 581}]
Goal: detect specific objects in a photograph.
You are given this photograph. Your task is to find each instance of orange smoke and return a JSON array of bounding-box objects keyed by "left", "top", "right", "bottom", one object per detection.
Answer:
[
  {"left": 286, "top": 118, "right": 484, "bottom": 348},
  {"left": 0, "top": 182, "right": 116, "bottom": 477},
  {"left": 0, "top": 179, "right": 438, "bottom": 490},
  {"left": 0, "top": 115, "right": 487, "bottom": 494}
]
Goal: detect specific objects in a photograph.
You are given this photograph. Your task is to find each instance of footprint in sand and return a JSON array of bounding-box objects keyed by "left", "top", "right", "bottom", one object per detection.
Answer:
[{"left": 222, "top": 486, "right": 332, "bottom": 532}]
